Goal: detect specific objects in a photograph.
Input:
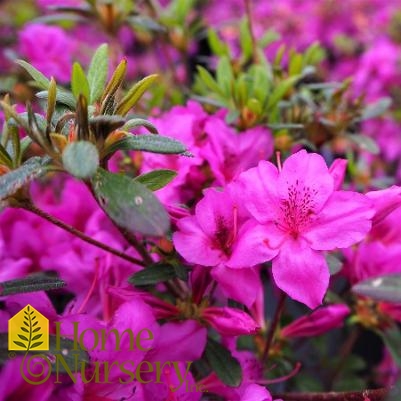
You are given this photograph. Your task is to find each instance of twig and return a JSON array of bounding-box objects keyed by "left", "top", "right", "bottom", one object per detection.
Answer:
[
  {"left": 328, "top": 327, "right": 361, "bottom": 390},
  {"left": 262, "top": 290, "right": 286, "bottom": 361},
  {"left": 273, "top": 388, "right": 389, "bottom": 401},
  {"left": 18, "top": 201, "right": 146, "bottom": 267}
]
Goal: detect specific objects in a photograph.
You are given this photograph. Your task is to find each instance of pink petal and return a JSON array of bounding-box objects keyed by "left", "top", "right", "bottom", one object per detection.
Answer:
[
  {"left": 228, "top": 220, "right": 280, "bottom": 268},
  {"left": 281, "top": 304, "right": 350, "bottom": 338},
  {"left": 366, "top": 185, "right": 401, "bottom": 226},
  {"left": 328, "top": 158, "right": 347, "bottom": 190},
  {"left": 195, "top": 188, "right": 235, "bottom": 238},
  {"left": 304, "top": 191, "right": 374, "bottom": 251},
  {"left": 211, "top": 265, "right": 261, "bottom": 307},
  {"left": 240, "top": 384, "right": 273, "bottom": 401},
  {"left": 237, "top": 161, "right": 280, "bottom": 224},
  {"left": 272, "top": 238, "right": 330, "bottom": 308},
  {"left": 279, "top": 150, "right": 334, "bottom": 213},
  {"left": 173, "top": 217, "right": 223, "bottom": 266}
]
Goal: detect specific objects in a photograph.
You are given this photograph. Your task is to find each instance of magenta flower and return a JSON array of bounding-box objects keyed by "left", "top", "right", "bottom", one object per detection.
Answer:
[
  {"left": 173, "top": 185, "right": 251, "bottom": 269},
  {"left": 281, "top": 304, "right": 350, "bottom": 338},
  {"left": 19, "top": 24, "right": 75, "bottom": 83},
  {"left": 232, "top": 150, "right": 374, "bottom": 308},
  {"left": 201, "top": 306, "right": 260, "bottom": 336}
]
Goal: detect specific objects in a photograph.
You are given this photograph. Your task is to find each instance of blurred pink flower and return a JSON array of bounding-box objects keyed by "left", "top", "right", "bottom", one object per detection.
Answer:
[
  {"left": 281, "top": 304, "right": 350, "bottom": 338},
  {"left": 19, "top": 24, "right": 75, "bottom": 83}
]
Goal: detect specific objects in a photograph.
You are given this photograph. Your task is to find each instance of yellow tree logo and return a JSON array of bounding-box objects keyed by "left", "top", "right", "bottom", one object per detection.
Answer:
[{"left": 8, "top": 305, "right": 49, "bottom": 351}]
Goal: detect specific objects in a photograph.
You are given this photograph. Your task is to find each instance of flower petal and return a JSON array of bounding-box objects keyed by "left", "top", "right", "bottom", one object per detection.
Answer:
[
  {"left": 279, "top": 150, "right": 334, "bottom": 213},
  {"left": 227, "top": 220, "right": 281, "bottom": 268},
  {"left": 304, "top": 191, "right": 374, "bottom": 250},
  {"left": 272, "top": 238, "right": 329, "bottom": 308},
  {"left": 173, "top": 217, "right": 223, "bottom": 266},
  {"left": 211, "top": 265, "right": 261, "bottom": 307},
  {"left": 237, "top": 161, "right": 280, "bottom": 224}
]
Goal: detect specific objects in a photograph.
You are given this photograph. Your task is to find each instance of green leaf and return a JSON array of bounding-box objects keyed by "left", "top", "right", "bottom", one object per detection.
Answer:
[
  {"left": 0, "top": 156, "right": 50, "bottom": 201},
  {"left": 91, "top": 168, "right": 170, "bottom": 236},
  {"left": 62, "top": 141, "right": 99, "bottom": 179},
  {"left": 352, "top": 274, "right": 401, "bottom": 303},
  {"left": 116, "top": 74, "right": 159, "bottom": 116},
  {"left": 89, "top": 115, "right": 125, "bottom": 140},
  {"left": 377, "top": 325, "right": 401, "bottom": 367},
  {"left": 104, "top": 134, "right": 187, "bottom": 157},
  {"left": 207, "top": 29, "right": 229, "bottom": 56},
  {"left": 239, "top": 18, "right": 253, "bottom": 60},
  {"left": 71, "top": 62, "right": 90, "bottom": 101},
  {"left": 267, "top": 75, "right": 298, "bottom": 109},
  {"left": 134, "top": 169, "right": 177, "bottom": 191},
  {"left": 196, "top": 66, "right": 223, "bottom": 96},
  {"left": 122, "top": 118, "right": 159, "bottom": 134},
  {"left": 87, "top": 43, "right": 109, "bottom": 103},
  {"left": 36, "top": 90, "right": 76, "bottom": 109},
  {"left": 347, "top": 133, "right": 380, "bottom": 155},
  {"left": 326, "top": 253, "right": 343, "bottom": 275},
  {"left": 46, "top": 77, "right": 57, "bottom": 125},
  {"left": 359, "top": 97, "right": 392, "bottom": 121},
  {"left": 128, "top": 263, "right": 177, "bottom": 286},
  {"left": 0, "top": 275, "right": 65, "bottom": 295},
  {"left": 18, "top": 334, "right": 29, "bottom": 342},
  {"left": 128, "top": 15, "right": 166, "bottom": 32},
  {"left": 205, "top": 338, "right": 242, "bottom": 387},
  {"left": 16, "top": 60, "right": 50, "bottom": 89},
  {"left": 100, "top": 59, "right": 127, "bottom": 114}
]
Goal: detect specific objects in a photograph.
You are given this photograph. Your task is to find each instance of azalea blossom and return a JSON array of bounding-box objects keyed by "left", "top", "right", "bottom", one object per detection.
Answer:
[{"left": 231, "top": 150, "right": 374, "bottom": 308}]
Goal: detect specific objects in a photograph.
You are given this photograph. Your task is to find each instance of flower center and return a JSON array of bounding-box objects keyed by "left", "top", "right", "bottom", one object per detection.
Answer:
[{"left": 277, "top": 180, "right": 317, "bottom": 238}]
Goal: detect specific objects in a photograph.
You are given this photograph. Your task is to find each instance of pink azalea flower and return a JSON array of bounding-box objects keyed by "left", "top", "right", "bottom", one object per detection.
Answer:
[
  {"left": 232, "top": 150, "right": 374, "bottom": 308},
  {"left": 201, "top": 306, "right": 260, "bottom": 336},
  {"left": 200, "top": 117, "right": 273, "bottom": 185},
  {"left": 173, "top": 185, "right": 252, "bottom": 269},
  {"left": 19, "top": 24, "right": 75, "bottom": 83},
  {"left": 281, "top": 304, "right": 350, "bottom": 338}
]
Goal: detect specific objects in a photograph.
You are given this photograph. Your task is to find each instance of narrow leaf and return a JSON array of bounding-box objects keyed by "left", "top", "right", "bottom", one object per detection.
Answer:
[
  {"left": 352, "top": 274, "right": 401, "bottom": 303},
  {"left": 359, "top": 97, "right": 392, "bottom": 121},
  {"left": 47, "top": 77, "right": 57, "bottom": 125},
  {"left": 30, "top": 342, "right": 44, "bottom": 349},
  {"left": 129, "top": 264, "right": 177, "bottom": 286},
  {"left": 18, "top": 334, "right": 29, "bottom": 342},
  {"left": 134, "top": 169, "right": 177, "bottom": 191},
  {"left": 104, "top": 134, "right": 187, "bottom": 157},
  {"left": 116, "top": 74, "right": 159, "bottom": 116},
  {"left": 87, "top": 43, "right": 109, "bottom": 103},
  {"left": 0, "top": 275, "right": 65, "bottom": 295},
  {"left": 205, "top": 338, "right": 242, "bottom": 387},
  {"left": 16, "top": 60, "right": 50, "bottom": 89},
  {"left": 71, "top": 62, "right": 90, "bottom": 101},
  {"left": 0, "top": 157, "right": 50, "bottom": 201},
  {"left": 122, "top": 118, "right": 159, "bottom": 134},
  {"left": 348, "top": 133, "right": 380, "bottom": 155}
]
